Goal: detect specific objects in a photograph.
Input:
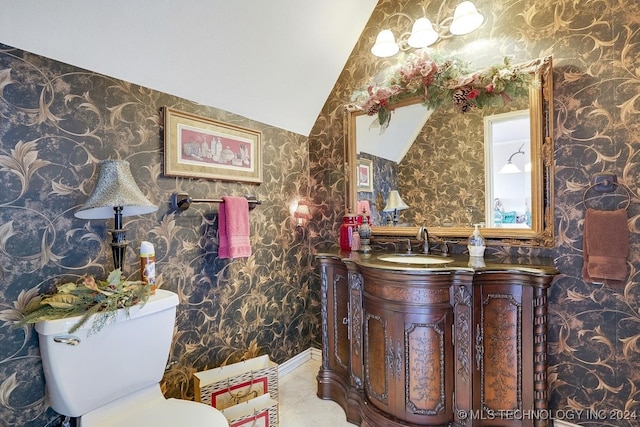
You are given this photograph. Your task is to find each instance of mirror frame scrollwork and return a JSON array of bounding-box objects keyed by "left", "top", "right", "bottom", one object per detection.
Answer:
[{"left": 345, "top": 56, "right": 554, "bottom": 247}]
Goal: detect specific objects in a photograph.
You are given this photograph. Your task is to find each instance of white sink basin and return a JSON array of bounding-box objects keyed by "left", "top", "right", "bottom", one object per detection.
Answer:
[{"left": 378, "top": 255, "right": 454, "bottom": 265}]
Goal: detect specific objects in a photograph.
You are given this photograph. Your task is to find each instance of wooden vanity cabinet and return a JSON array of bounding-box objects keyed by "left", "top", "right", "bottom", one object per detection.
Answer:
[{"left": 316, "top": 254, "right": 556, "bottom": 427}]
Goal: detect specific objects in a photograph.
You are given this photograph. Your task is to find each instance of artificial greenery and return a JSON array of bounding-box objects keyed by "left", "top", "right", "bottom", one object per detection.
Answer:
[
  {"left": 351, "top": 51, "right": 531, "bottom": 130},
  {"left": 20, "top": 269, "right": 151, "bottom": 334}
]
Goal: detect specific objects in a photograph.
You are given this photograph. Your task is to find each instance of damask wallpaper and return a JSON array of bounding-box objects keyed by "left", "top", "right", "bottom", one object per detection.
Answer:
[
  {"left": 3, "top": 0, "right": 640, "bottom": 426},
  {"left": 0, "top": 46, "right": 316, "bottom": 426},
  {"left": 399, "top": 98, "right": 529, "bottom": 228},
  {"left": 309, "top": 0, "right": 640, "bottom": 426}
]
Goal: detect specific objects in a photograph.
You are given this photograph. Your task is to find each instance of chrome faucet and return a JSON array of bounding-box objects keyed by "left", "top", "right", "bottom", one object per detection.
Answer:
[{"left": 416, "top": 226, "right": 430, "bottom": 254}]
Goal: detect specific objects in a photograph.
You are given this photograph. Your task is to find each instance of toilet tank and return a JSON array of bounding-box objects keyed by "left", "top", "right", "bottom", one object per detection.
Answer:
[{"left": 35, "top": 289, "right": 180, "bottom": 417}]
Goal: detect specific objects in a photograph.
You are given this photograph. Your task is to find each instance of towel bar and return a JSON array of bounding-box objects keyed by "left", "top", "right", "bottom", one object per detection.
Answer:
[
  {"left": 582, "top": 173, "right": 631, "bottom": 210},
  {"left": 171, "top": 192, "right": 262, "bottom": 211}
]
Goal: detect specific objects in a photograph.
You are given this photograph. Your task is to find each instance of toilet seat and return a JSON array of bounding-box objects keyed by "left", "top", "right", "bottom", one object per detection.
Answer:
[
  {"left": 100, "top": 398, "right": 230, "bottom": 426},
  {"left": 79, "top": 385, "right": 229, "bottom": 427}
]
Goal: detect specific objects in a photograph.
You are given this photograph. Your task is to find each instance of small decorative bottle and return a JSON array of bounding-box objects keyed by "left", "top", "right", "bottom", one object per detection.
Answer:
[
  {"left": 358, "top": 215, "right": 372, "bottom": 253},
  {"left": 351, "top": 225, "right": 361, "bottom": 251},
  {"left": 467, "top": 224, "right": 486, "bottom": 257},
  {"left": 140, "top": 241, "right": 156, "bottom": 294}
]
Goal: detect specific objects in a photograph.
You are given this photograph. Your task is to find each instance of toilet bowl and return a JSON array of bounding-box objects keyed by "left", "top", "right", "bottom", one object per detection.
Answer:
[{"left": 35, "top": 289, "right": 228, "bottom": 426}]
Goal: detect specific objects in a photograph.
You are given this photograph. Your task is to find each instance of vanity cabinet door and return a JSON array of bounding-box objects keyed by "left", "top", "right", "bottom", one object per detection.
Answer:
[
  {"left": 473, "top": 274, "right": 535, "bottom": 427},
  {"left": 402, "top": 308, "right": 454, "bottom": 426},
  {"left": 320, "top": 257, "right": 351, "bottom": 382},
  {"left": 363, "top": 299, "right": 454, "bottom": 425},
  {"left": 363, "top": 301, "right": 394, "bottom": 416}
]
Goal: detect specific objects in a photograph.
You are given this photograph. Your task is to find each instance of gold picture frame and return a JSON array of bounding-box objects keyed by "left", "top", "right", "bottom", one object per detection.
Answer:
[{"left": 163, "top": 106, "right": 262, "bottom": 183}]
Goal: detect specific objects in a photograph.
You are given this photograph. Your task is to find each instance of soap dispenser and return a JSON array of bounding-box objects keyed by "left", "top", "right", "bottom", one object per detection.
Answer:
[{"left": 467, "top": 223, "right": 486, "bottom": 257}]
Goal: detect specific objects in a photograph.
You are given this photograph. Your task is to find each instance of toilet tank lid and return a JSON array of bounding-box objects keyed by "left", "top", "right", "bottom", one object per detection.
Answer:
[{"left": 34, "top": 289, "right": 179, "bottom": 336}]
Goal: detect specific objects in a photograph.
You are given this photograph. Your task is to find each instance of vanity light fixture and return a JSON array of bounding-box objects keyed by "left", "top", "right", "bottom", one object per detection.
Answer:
[
  {"left": 75, "top": 160, "right": 158, "bottom": 272},
  {"left": 371, "top": 1, "right": 484, "bottom": 57},
  {"left": 498, "top": 144, "right": 525, "bottom": 174},
  {"left": 383, "top": 190, "right": 409, "bottom": 226}
]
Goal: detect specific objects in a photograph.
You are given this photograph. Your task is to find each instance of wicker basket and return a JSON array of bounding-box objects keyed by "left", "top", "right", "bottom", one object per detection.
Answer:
[
  {"left": 220, "top": 394, "right": 278, "bottom": 427},
  {"left": 194, "top": 355, "right": 278, "bottom": 410}
]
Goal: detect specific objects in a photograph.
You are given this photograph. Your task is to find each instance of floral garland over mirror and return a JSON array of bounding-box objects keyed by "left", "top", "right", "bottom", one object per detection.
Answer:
[{"left": 351, "top": 51, "right": 531, "bottom": 130}]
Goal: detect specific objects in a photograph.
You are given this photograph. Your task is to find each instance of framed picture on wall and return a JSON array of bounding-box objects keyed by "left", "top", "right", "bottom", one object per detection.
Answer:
[
  {"left": 357, "top": 158, "right": 373, "bottom": 192},
  {"left": 163, "top": 106, "right": 262, "bottom": 183}
]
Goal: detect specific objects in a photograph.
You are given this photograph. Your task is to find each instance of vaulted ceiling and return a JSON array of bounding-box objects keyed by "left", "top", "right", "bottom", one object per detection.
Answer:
[{"left": 0, "top": 0, "right": 378, "bottom": 136}]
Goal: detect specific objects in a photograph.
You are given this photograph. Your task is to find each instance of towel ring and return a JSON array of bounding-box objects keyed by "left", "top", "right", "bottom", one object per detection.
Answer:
[{"left": 582, "top": 179, "right": 631, "bottom": 211}]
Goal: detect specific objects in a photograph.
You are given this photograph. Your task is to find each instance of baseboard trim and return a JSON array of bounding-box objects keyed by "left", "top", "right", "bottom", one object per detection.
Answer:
[{"left": 278, "top": 347, "right": 322, "bottom": 377}]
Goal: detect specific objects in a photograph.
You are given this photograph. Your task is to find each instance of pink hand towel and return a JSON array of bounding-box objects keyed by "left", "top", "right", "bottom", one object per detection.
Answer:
[
  {"left": 582, "top": 208, "right": 629, "bottom": 288},
  {"left": 218, "top": 196, "right": 252, "bottom": 259}
]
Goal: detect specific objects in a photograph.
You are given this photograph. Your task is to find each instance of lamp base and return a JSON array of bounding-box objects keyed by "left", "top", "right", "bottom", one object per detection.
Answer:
[
  {"left": 392, "top": 209, "right": 400, "bottom": 226},
  {"left": 109, "top": 228, "right": 127, "bottom": 272}
]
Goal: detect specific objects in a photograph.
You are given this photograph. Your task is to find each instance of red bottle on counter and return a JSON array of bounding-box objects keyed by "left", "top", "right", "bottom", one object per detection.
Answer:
[{"left": 339, "top": 211, "right": 358, "bottom": 251}]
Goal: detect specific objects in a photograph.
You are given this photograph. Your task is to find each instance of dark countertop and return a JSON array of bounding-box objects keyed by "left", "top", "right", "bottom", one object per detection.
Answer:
[{"left": 316, "top": 250, "right": 559, "bottom": 276}]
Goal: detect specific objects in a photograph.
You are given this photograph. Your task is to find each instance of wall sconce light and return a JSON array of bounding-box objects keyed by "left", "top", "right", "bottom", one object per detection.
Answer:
[
  {"left": 498, "top": 144, "right": 525, "bottom": 174},
  {"left": 293, "top": 199, "right": 312, "bottom": 228},
  {"left": 383, "top": 190, "right": 409, "bottom": 226},
  {"left": 75, "top": 160, "right": 158, "bottom": 271},
  {"left": 371, "top": 1, "right": 485, "bottom": 57}
]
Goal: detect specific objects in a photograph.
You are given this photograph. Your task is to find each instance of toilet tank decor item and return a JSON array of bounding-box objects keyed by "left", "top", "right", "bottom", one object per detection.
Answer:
[
  {"left": 163, "top": 106, "right": 263, "bottom": 183},
  {"left": 220, "top": 394, "right": 278, "bottom": 427},
  {"left": 18, "top": 269, "right": 150, "bottom": 334},
  {"left": 194, "top": 355, "right": 278, "bottom": 410}
]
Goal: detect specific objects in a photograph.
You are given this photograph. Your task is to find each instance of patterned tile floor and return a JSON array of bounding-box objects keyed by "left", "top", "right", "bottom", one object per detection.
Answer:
[{"left": 279, "top": 358, "right": 357, "bottom": 426}]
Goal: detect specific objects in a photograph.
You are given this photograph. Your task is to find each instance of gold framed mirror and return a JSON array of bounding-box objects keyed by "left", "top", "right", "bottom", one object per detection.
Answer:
[{"left": 345, "top": 56, "right": 554, "bottom": 247}]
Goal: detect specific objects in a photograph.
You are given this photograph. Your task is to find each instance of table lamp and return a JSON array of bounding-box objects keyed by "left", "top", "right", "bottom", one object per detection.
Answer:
[
  {"left": 383, "top": 190, "right": 409, "bottom": 226},
  {"left": 75, "top": 160, "right": 158, "bottom": 271}
]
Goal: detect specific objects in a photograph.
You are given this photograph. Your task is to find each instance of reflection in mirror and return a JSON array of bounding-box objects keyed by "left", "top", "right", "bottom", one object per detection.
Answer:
[
  {"left": 346, "top": 56, "right": 553, "bottom": 247},
  {"left": 485, "top": 110, "right": 532, "bottom": 229}
]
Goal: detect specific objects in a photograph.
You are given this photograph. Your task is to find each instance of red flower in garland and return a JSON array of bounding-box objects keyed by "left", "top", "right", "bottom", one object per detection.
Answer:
[
  {"left": 467, "top": 88, "right": 481, "bottom": 99},
  {"left": 360, "top": 85, "right": 401, "bottom": 115}
]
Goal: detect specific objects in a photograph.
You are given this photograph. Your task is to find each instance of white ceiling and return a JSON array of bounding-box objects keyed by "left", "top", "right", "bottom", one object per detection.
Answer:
[{"left": 0, "top": 0, "right": 378, "bottom": 136}]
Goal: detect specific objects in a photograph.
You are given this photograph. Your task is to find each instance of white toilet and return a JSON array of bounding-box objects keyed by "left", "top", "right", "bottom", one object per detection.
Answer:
[{"left": 35, "top": 289, "right": 229, "bottom": 427}]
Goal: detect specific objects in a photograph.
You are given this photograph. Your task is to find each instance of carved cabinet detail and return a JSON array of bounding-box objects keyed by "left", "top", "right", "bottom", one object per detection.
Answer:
[
  {"left": 316, "top": 254, "right": 556, "bottom": 427},
  {"left": 362, "top": 270, "right": 454, "bottom": 426},
  {"left": 318, "top": 257, "right": 351, "bottom": 406}
]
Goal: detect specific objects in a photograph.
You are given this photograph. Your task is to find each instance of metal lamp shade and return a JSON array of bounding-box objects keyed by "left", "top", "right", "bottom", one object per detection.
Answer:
[
  {"left": 75, "top": 160, "right": 158, "bottom": 219},
  {"left": 383, "top": 190, "right": 409, "bottom": 212},
  {"left": 74, "top": 159, "right": 157, "bottom": 272}
]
